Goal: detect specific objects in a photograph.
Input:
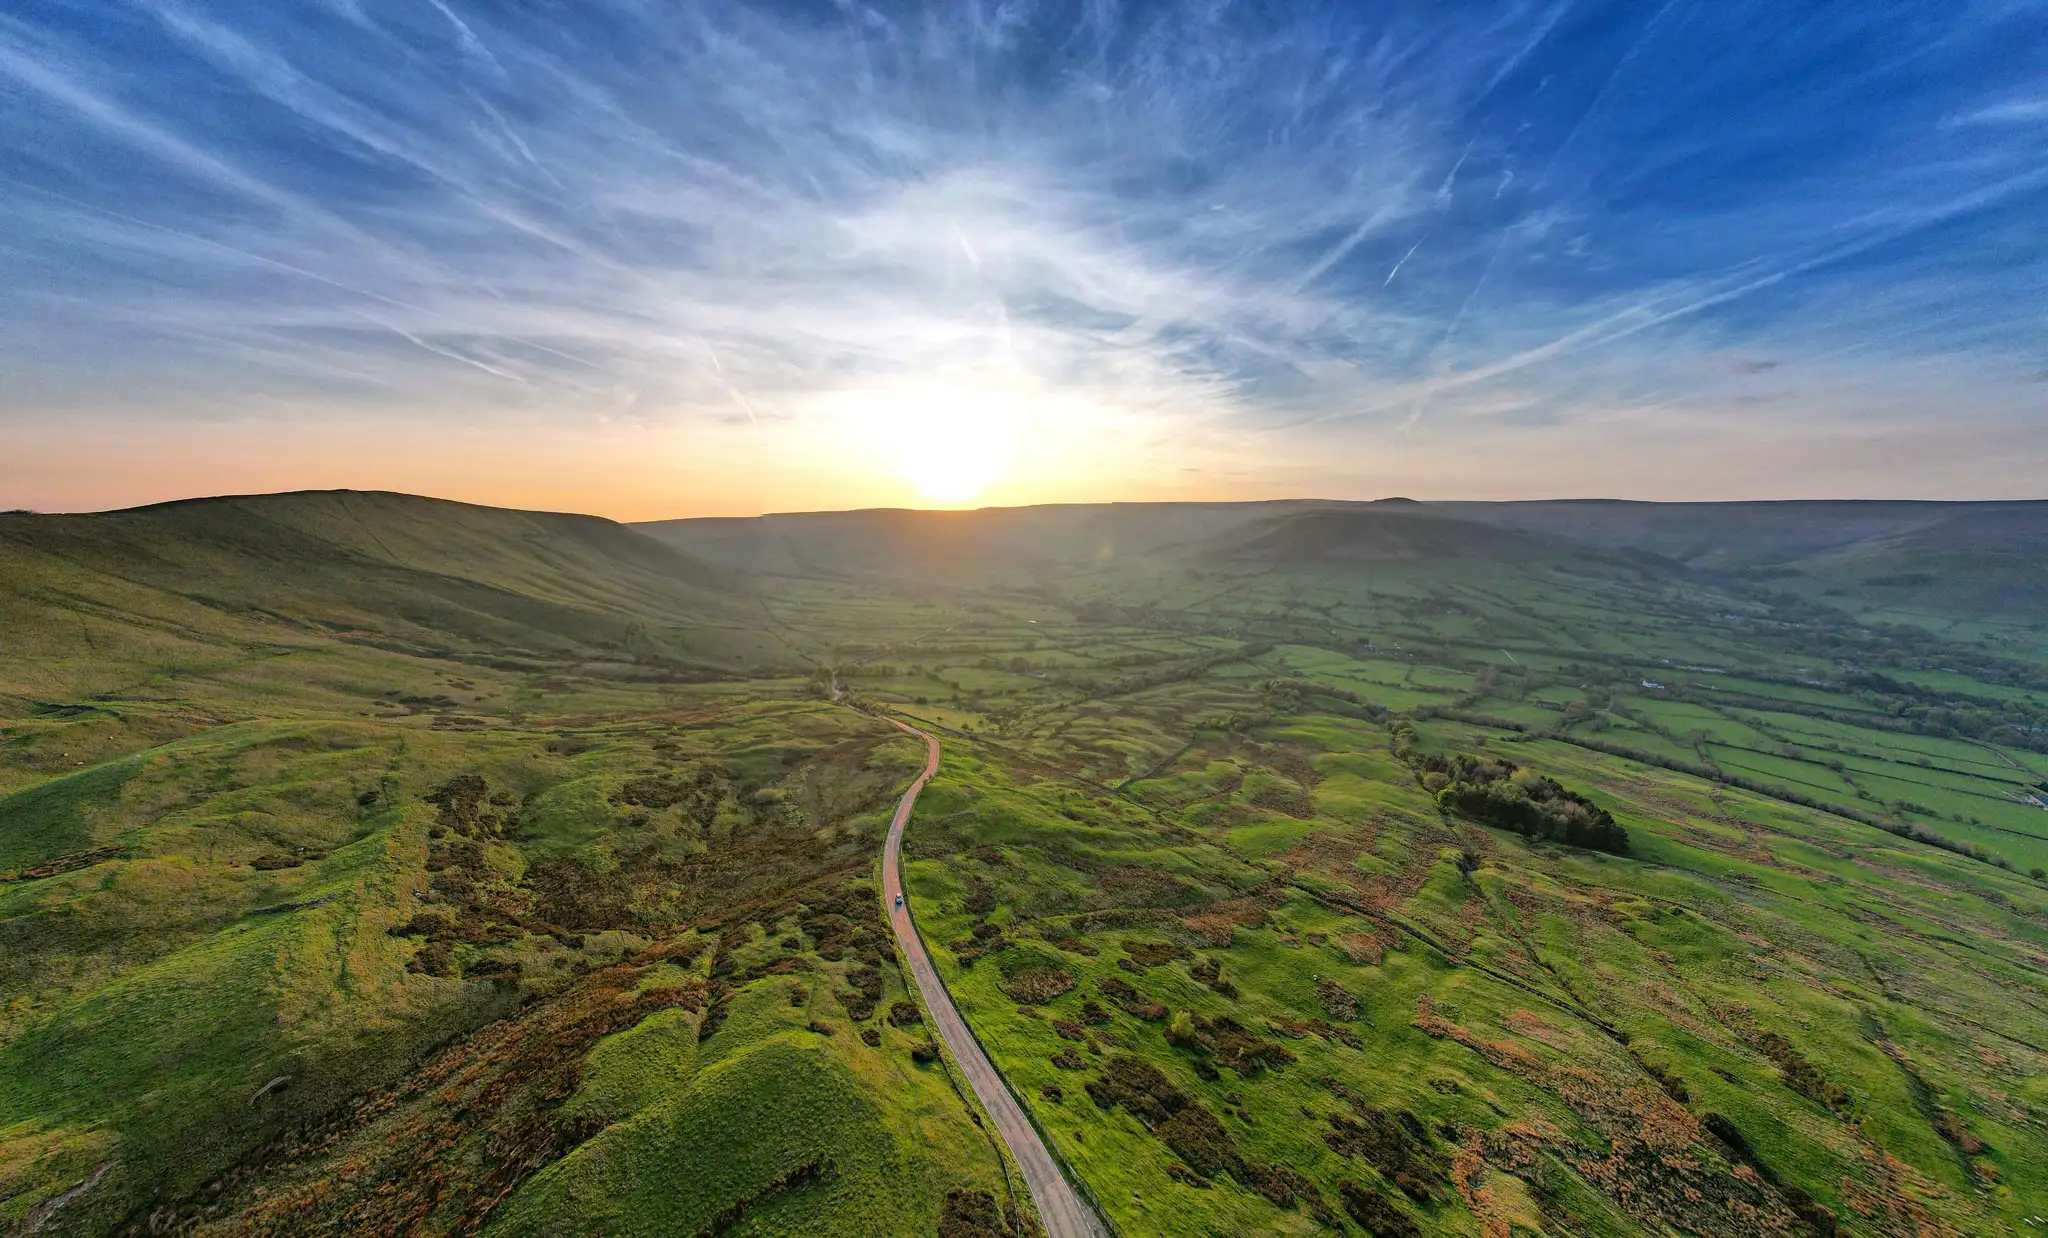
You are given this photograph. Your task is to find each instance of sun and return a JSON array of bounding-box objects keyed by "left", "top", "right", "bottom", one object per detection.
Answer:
[
  {"left": 901, "top": 423, "right": 1007, "bottom": 502},
  {"left": 857, "top": 379, "right": 1028, "bottom": 505},
  {"left": 820, "top": 373, "right": 1041, "bottom": 506}
]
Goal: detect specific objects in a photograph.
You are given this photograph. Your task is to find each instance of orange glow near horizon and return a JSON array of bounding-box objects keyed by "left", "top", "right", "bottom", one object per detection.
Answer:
[
  {"left": 1, "top": 402, "right": 1211, "bottom": 520},
  {"left": 8, "top": 399, "right": 2048, "bottom": 522}
]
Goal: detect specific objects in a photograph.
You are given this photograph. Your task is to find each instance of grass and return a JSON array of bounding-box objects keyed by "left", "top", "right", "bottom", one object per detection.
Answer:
[
  {"left": 0, "top": 496, "right": 1022, "bottom": 1236},
  {"left": 5, "top": 493, "right": 2048, "bottom": 1235},
  {"left": 493, "top": 1029, "right": 921, "bottom": 1237},
  {"left": 869, "top": 552, "right": 2048, "bottom": 1234}
]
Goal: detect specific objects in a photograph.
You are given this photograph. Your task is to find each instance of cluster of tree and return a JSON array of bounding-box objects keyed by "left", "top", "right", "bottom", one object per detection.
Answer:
[
  {"left": 1410, "top": 692, "right": 2026, "bottom": 871},
  {"left": 1410, "top": 752, "right": 1629, "bottom": 854}
]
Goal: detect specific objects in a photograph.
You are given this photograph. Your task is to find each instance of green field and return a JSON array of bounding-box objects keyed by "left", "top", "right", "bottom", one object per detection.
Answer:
[{"left": 5, "top": 494, "right": 2048, "bottom": 1235}]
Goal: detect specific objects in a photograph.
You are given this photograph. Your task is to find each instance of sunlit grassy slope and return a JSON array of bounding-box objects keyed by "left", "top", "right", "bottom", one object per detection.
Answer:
[
  {"left": 6, "top": 493, "right": 2047, "bottom": 1236},
  {"left": 0, "top": 491, "right": 778, "bottom": 699},
  {"left": 712, "top": 502, "right": 2048, "bottom": 1236},
  {"left": 0, "top": 494, "right": 1016, "bottom": 1237}
]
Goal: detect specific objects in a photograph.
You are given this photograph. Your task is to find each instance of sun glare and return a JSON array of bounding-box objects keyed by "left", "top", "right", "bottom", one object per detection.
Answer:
[
  {"left": 829, "top": 377, "right": 1030, "bottom": 506},
  {"left": 902, "top": 422, "right": 1007, "bottom": 502}
]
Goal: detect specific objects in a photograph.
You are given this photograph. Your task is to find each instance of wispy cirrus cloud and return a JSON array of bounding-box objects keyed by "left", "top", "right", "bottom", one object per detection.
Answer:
[{"left": 2, "top": 0, "right": 2045, "bottom": 513}]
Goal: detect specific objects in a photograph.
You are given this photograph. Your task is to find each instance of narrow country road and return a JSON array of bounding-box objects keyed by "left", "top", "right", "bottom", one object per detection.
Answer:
[{"left": 879, "top": 718, "right": 1109, "bottom": 1238}]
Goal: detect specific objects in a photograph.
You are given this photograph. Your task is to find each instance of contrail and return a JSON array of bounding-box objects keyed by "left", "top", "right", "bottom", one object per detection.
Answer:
[
  {"left": 1434, "top": 139, "right": 1476, "bottom": 209},
  {"left": 1481, "top": 0, "right": 1577, "bottom": 97},
  {"left": 953, "top": 224, "right": 981, "bottom": 272},
  {"left": 705, "top": 341, "right": 761, "bottom": 423},
  {"left": 1323, "top": 162, "right": 2048, "bottom": 430},
  {"left": 470, "top": 90, "right": 568, "bottom": 193},
  {"left": 364, "top": 313, "right": 525, "bottom": 382},
  {"left": 1406, "top": 0, "right": 1688, "bottom": 431},
  {"left": 1384, "top": 237, "right": 1426, "bottom": 286},
  {"left": 1294, "top": 216, "right": 1383, "bottom": 292},
  {"left": 425, "top": 0, "right": 504, "bottom": 77},
  {"left": 5, "top": 177, "right": 607, "bottom": 377}
]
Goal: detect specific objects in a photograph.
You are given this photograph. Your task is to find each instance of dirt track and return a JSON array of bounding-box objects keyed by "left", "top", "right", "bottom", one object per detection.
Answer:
[{"left": 879, "top": 718, "right": 1109, "bottom": 1238}]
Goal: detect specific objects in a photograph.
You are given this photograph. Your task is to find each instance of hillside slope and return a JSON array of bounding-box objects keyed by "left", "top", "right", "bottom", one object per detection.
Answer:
[
  {"left": 1439, "top": 498, "right": 2048, "bottom": 571},
  {"left": 1763, "top": 507, "right": 2048, "bottom": 635},
  {"left": 9, "top": 488, "right": 2048, "bottom": 1237},
  {"left": 0, "top": 491, "right": 788, "bottom": 700},
  {"left": 0, "top": 493, "right": 1012, "bottom": 1237},
  {"left": 637, "top": 501, "right": 1323, "bottom": 582},
  {"left": 1200, "top": 506, "right": 1589, "bottom": 566},
  {"left": 641, "top": 497, "right": 2048, "bottom": 629}
]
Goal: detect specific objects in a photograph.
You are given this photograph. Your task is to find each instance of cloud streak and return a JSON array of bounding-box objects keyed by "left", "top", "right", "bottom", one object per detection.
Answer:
[{"left": 2, "top": 0, "right": 2045, "bottom": 511}]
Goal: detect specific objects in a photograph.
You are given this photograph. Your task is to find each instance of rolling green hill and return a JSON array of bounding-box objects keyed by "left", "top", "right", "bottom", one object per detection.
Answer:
[
  {"left": 636, "top": 501, "right": 1327, "bottom": 583},
  {"left": 1200, "top": 506, "right": 1592, "bottom": 566},
  {"left": 1761, "top": 508, "right": 2048, "bottom": 639},
  {"left": 0, "top": 491, "right": 778, "bottom": 687},
  {"left": 641, "top": 498, "right": 2048, "bottom": 628},
  {"left": 1436, "top": 498, "right": 2048, "bottom": 570},
  {"left": 0, "top": 494, "right": 1015, "bottom": 1237},
  {"left": 7, "top": 490, "right": 2048, "bottom": 1237}
]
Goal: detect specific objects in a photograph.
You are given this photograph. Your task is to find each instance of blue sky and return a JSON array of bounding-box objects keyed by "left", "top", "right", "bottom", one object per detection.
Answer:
[{"left": 2, "top": 0, "right": 2044, "bottom": 515}]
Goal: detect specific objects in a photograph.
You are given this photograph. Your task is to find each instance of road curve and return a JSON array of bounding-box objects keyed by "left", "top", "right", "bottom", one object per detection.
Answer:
[{"left": 879, "top": 718, "right": 1109, "bottom": 1238}]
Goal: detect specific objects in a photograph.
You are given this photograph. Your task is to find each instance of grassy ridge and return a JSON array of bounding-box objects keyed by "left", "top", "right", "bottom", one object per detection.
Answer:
[
  {"left": 0, "top": 497, "right": 1014, "bottom": 1236},
  {"left": 0, "top": 491, "right": 782, "bottom": 691},
  {"left": 5, "top": 492, "right": 2047, "bottom": 1236}
]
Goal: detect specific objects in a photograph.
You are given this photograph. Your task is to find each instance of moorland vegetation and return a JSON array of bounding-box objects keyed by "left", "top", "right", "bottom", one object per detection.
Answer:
[{"left": 5, "top": 492, "right": 2047, "bottom": 1236}]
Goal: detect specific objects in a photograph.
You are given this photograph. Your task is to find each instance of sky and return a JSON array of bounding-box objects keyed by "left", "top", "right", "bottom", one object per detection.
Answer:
[{"left": 2, "top": 0, "right": 2045, "bottom": 519}]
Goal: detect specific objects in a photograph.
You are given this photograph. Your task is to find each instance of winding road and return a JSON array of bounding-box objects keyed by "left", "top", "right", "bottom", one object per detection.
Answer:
[{"left": 879, "top": 717, "right": 1109, "bottom": 1238}]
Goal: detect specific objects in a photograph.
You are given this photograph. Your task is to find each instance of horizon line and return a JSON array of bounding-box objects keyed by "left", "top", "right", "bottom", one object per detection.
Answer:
[{"left": 8, "top": 486, "right": 2048, "bottom": 523}]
